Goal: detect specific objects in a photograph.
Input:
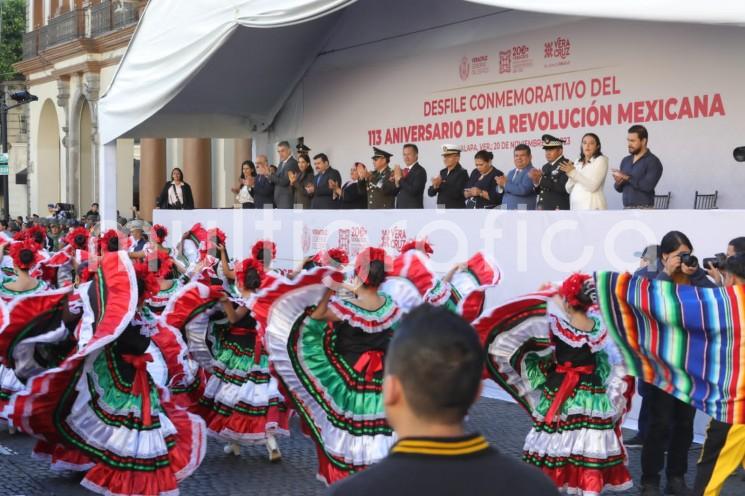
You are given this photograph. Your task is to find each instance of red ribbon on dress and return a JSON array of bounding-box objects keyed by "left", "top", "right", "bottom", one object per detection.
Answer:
[
  {"left": 232, "top": 326, "right": 264, "bottom": 364},
  {"left": 122, "top": 353, "right": 154, "bottom": 427},
  {"left": 353, "top": 350, "right": 384, "bottom": 382},
  {"left": 544, "top": 361, "right": 595, "bottom": 424}
]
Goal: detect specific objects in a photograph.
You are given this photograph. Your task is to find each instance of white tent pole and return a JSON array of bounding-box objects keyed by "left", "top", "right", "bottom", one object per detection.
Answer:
[{"left": 98, "top": 141, "right": 118, "bottom": 227}]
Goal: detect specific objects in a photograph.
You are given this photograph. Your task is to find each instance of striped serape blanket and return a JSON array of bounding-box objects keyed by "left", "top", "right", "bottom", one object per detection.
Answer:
[{"left": 595, "top": 271, "right": 745, "bottom": 424}]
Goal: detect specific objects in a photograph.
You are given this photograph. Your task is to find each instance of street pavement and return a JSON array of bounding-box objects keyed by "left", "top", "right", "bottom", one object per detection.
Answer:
[{"left": 1, "top": 397, "right": 743, "bottom": 495}]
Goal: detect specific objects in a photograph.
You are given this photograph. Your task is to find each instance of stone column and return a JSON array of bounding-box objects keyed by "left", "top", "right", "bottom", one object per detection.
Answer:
[
  {"left": 139, "top": 138, "right": 165, "bottom": 222},
  {"left": 182, "top": 138, "right": 212, "bottom": 208}
]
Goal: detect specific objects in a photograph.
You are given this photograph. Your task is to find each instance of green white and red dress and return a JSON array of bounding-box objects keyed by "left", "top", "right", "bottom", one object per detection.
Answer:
[
  {"left": 7, "top": 252, "right": 207, "bottom": 496},
  {"left": 197, "top": 299, "right": 290, "bottom": 444},
  {"left": 474, "top": 294, "right": 633, "bottom": 496},
  {"left": 0, "top": 279, "right": 51, "bottom": 423},
  {"left": 252, "top": 267, "right": 401, "bottom": 484}
]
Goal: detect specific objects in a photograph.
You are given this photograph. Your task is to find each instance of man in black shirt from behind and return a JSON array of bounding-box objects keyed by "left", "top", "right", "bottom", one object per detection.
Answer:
[{"left": 327, "top": 304, "right": 559, "bottom": 496}]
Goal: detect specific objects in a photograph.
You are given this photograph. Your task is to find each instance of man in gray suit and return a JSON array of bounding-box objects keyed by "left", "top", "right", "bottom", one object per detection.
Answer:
[{"left": 269, "top": 141, "right": 300, "bottom": 209}]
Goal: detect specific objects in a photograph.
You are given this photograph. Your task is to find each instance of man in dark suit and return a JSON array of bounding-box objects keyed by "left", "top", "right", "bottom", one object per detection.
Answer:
[
  {"left": 359, "top": 148, "right": 397, "bottom": 209},
  {"left": 253, "top": 154, "right": 275, "bottom": 209},
  {"left": 531, "top": 134, "right": 570, "bottom": 210},
  {"left": 308, "top": 153, "right": 342, "bottom": 209},
  {"left": 427, "top": 144, "right": 468, "bottom": 209},
  {"left": 269, "top": 140, "right": 300, "bottom": 209},
  {"left": 334, "top": 164, "right": 367, "bottom": 209},
  {"left": 393, "top": 143, "right": 427, "bottom": 209}
]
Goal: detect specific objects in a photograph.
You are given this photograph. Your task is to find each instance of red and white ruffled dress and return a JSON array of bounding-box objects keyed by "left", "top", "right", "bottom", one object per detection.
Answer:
[
  {"left": 251, "top": 267, "right": 402, "bottom": 484},
  {"left": 476, "top": 295, "right": 633, "bottom": 495}
]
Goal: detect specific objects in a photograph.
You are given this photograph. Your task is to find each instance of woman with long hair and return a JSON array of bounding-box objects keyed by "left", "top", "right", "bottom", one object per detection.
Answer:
[
  {"left": 157, "top": 167, "right": 195, "bottom": 210},
  {"left": 232, "top": 160, "right": 256, "bottom": 209},
  {"left": 562, "top": 133, "right": 609, "bottom": 210},
  {"left": 290, "top": 153, "right": 314, "bottom": 209}
]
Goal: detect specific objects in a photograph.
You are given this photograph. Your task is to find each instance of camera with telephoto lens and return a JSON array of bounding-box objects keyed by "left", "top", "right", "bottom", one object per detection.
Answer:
[
  {"left": 702, "top": 253, "right": 727, "bottom": 270},
  {"left": 679, "top": 252, "right": 699, "bottom": 268}
]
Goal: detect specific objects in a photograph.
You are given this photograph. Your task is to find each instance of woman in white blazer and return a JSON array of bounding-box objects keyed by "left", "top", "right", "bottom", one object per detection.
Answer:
[{"left": 561, "top": 132, "right": 608, "bottom": 210}]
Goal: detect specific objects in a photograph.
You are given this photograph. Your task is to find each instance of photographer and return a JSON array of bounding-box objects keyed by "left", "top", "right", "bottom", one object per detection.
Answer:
[
  {"left": 156, "top": 167, "right": 194, "bottom": 210},
  {"left": 704, "top": 236, "right": 745, "bottom": 286},
  {"left": 641, "top": 230, "right": 717, "bottom": 496}
]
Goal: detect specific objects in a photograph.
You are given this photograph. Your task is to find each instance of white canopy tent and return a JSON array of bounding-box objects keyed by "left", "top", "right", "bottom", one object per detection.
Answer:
[{"left": 96, "top": 0, "right": 745, "bottom": 222}]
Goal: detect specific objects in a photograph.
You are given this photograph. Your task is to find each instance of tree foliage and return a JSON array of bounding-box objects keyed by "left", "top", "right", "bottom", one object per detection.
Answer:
[{"left": 0, "top": 0, "right": 26, "bottom": 80}]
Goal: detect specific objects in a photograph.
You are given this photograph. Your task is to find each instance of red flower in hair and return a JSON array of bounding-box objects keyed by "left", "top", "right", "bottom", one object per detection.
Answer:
[
  {"left": 251, "top": 240, "right": 277, "bottom": 264},
  {"left": 207, "top": 227, "right": 226, "bottom": 246},
  {"left": 65, "top": 227, "right": 90, "bottom": 250},
  {"left": 188, "top": 223, "right": 208, "bottom": 243},
  {"left": 99, "top": 229, "right": 131, "bottom": 254},
  {"left": 354, "top": 247, "right": 390, "bottom": 286},
  {"left": 15, "top": 225, "right": 47, "bottom": 244},
  {"left": 558, "top": 273, "right": 594, "bottom": 311},
  {"left": 234, "top": 258, "right": 265, "bottom": 289},
  {"left": 399, "top": 238, "right": 434, "bottom": 256},
  {"left": 326, "top": 248, "right": 349, "bottom": 265},
  {"left": 312, "top": 248, "right": 349, "bottom": 267},
  {"left": 151, "top": 224, "right": 169, "bottom": 244},
  {"left": 133, "top": 260, "right": 160, "bottom": 301},
  {"left": 9, "top": 239, "right": 43, "bottom": 271}
]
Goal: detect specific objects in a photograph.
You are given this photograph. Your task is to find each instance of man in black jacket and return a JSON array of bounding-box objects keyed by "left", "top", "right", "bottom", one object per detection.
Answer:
[
  {"left": 531, "top": 134, "right": 570, "bottom": 210},
  {"left": 427, "top": 144, "right": 468, "bottom": 209},
  {"left": 309, "top": 153, "right": 342, "bottom": 209},
  {"left": 393, "top": 143, "right": 427, "bottom": 209},
  {"left": 335, "top": 164, "right": 367, "bottom": 209},
  {"left": 327, "top": 305, "right": 559, "bottom": 496},
  {"left": 253, "top": 155, "right": 275, "bottom": 209}
]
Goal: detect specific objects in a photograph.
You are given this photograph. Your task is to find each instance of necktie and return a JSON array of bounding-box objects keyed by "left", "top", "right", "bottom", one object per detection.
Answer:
[
  {"left": 316, "top": 174, "right": 322, "bottom": 186},
  {"left": 403, "top": 168, "right": 410, "bottom": 178}
]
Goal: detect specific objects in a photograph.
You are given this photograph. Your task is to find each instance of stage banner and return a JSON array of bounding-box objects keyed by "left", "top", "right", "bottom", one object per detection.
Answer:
[
  {"left": 155, "top": 209, "right": 745, "bottom": 297},
  {"left": 270, "top": 15, "right": 745, "bottom": 209}
]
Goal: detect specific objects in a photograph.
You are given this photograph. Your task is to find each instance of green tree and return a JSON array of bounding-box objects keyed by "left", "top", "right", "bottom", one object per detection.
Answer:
[{"left": 0, "top": 0, "right": 26, "bottom": 80}]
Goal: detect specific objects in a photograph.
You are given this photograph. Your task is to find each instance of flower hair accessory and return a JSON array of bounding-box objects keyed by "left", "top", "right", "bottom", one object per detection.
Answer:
[
  {"left": 15, "top": 225, "right": 47, "bottom": 244},
  {"left": 399, "top": 238, "right": 434, "bottom": 256},
  {"left": 235, "top": 257, "right": 265, "bottom": 289},
  {"left": 65, "top": 227, "right": 90, "bottom": 249},
  {"left": 558, "top": 273, "right": 595, "bottom": 311},
  {"left": 313, "top": 248, "right": 349, "bottom": 267},
  {"left": 207, "top": 227, "right": 226, "bottom": 246},
  {"left": 133, "top": 261, "right": 160, "bottom": 301},
  {"left": 9, "top": 239, "right": 43, "bottom": 271},
  {"left": 251, "top": 240, "right": 277, "bottom": 264},
  {"left": 151, "top": 224, "right": 168, "bottom": 244},
  {"left": 99, "top": 229, "right": 130, "bottom": 254},
  {"left": 354, "top": 247, "right": 390, "bottom": 286}
]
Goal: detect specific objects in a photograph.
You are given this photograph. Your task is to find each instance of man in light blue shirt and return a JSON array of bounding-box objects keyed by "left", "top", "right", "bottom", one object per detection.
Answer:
[{"left": 496, "top": 144, "right": 537, "bottom": 210}]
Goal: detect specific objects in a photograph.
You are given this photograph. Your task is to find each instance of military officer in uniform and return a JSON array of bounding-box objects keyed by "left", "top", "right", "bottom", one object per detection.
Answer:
[
  {"left": 530, "top": 134, "right": 571, "bottom": 210},
  {"left": 358, "top": 147, "right": 397, "bottom": 209},
  {"left": 296, "top": 137, "right": 311, "bottom": 156}
]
